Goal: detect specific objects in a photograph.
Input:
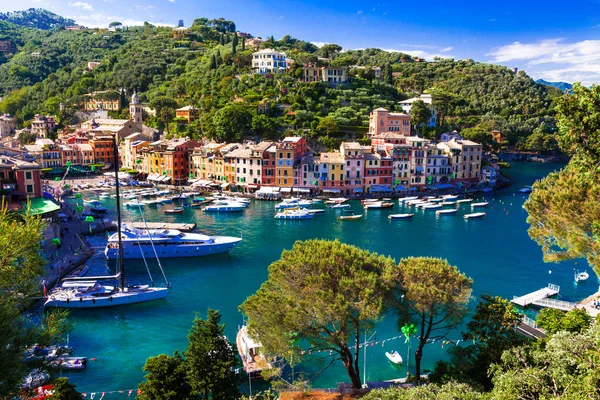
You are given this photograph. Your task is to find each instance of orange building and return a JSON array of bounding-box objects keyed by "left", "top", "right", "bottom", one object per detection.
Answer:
[
  {"left": 175, "top": 105, "right": 198, "bottom": 123},
  {"left": 89, "top": 135, "right": 115, "bottom": 165}
]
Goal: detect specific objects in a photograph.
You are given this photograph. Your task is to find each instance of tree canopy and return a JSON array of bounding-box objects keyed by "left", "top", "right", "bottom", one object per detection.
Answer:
[{"left": 240, "top": 239, "right": 397, "bottom": 389}]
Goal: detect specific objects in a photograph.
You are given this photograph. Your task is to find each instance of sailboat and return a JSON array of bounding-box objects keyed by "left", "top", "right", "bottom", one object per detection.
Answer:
[{"left": 44, "top": 136, "right": 169, "bottom": 308}]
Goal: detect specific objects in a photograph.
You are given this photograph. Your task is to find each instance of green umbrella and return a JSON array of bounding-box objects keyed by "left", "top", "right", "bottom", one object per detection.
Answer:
[
  {"left": 52, "top": 238, "right": 61, "bottom": 247},
  {"left": 66, "top": 160, "right": 71, "bottom": 167},
  {"left": 90, "top": 166, "right": 96, "bottom": 172},
  {"left": 75, "top": 193, "right": 82, "bottom": 199},
  {"left": 76, "top": 205, "right": 83, "bottom": 213},
  {"left": 54, "top": 177, "right": 61, "bottom": 182}
]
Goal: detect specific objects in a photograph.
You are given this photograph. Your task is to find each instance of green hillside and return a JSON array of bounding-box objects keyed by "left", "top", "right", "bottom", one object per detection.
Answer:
[
  {"left": 0, "top": 8, "right": 75, "bottom": 30},
  {"left": 0, "top": 11, "right": 560, "bottom": 151}
]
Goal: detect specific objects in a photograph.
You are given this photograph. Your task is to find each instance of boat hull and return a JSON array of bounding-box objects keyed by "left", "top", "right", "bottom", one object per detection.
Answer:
[
  {"left": 44, "top": 287, "right": 168, "bottom": 308},
  {"left": 104, "top": 238, "right": 242, "bottom": 259}
]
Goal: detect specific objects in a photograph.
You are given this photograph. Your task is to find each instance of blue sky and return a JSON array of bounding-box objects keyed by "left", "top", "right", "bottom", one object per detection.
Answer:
[{"left": 2, "top": 0, "right": 600, "bottom": 84}]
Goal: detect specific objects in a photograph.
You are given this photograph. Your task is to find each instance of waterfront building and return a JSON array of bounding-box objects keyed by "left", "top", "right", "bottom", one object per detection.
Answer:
[
  {"left": 406, "top": 136, "right": 431, "bottom": 187},
  {"left": 261, "top": 143, "right": 277, "bottom": 187},
  {"left": 59, "top": 144, "right": 80, "bottom": 166},
  {"left": 275, "top": 137, "right": 307, "bottom": 188},
  {"left": 398, "top": 94, "right": 437, "bottom": 127},
  {"left": 436, "top": 138, "right": 483, "bottom": 184},
  {"left": 89, "top": 135, "right": 115, "bottom": 165},
  {"left": 0, "top": 155, "right": 42, "bottom": 200},
  {"left": 83, "top": 90, "right": 121, "bottom": 112},
  {"left": 142, "top": 137, "right": 198, "bottom": 184},
  {"left": 363, "top": 153, "right": 380, "bottom": 192},
  {"left": 426, "top": 145, "right": 452, "bottom": 186},
  {"left": 0, "top": 114, "right": 16, "bottom": 138},
  {"left": 215, "top": 143, "right": 240, "bottom": 186},
  {"left": 252, "top": 49, "right": 288, "bottom": 75},
  {"left": 481, "top": 165, "right": 498, "bottom": 187},
  {"left": 300, "top": 155, "right": 321, "bottom": 193},
  {"left": 30, "top": 114, "right": 56, "bottom": 138},
  {"left": 319, "top": 152, "right": 345, "bottom": 194},
  {"left": 120, "top": 133, "right": 148, "bottom": 170},
  {"left": 340, "top": 142, "right": 366, "bottom": 195},
  {"left": 367, "top": 108, "right": 411, "bottom": 137}
]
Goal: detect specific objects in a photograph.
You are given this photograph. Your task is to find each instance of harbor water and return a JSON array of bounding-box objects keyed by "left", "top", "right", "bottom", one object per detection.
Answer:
[{"left": 62, "top": 162, "right": 598, "bottom": 395}]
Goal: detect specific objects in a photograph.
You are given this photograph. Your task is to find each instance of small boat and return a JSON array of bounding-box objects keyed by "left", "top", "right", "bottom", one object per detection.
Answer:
[
  {"left": 98, "top": 192, "right": 111, "bottom": 199},
  {"left": 464, "top": 212, "right": 486, "bottom": 219},
  {"left": 442, "top": 194, "right": 459, "bottom": 200},
  {"left": 364, "top": 201, "right": 394, "bottom": 209},
  {"left": 274, "top": 208, "right": 314, "bottom": 220},
  {"left": 382, "top": 198, "right": 392, "bottom": 201},
  {"left": 574, "top": 270, "right": 589, "bottom": 283},
  {"left": 471, "top": 202, "right": 489, "bottom": 208},
  {"left": 275, "top": 198, "right": 312, "bottom": 209},
  {"left": 339, "top": 214, "right": 363, "bottom": 221},
  {"left": 385, "top": 350, "right": 403, "bottom": 365},
  {"left": 311, "top": 198, "right": 323, "bottom": 203},
  {"left": 440, "top": 201, "right": 456, "bottom": 206},
  {"left": 456, "top": 199, "right": 473, "bottom": 204},
  {"left": 66, "top": 264, "right": 89, "bottom": 278},
  {"left": 422, "top": 204, "right": 443, "bottom": 210},
  {"left": 82, "top": 198, "right": 96, "bottom": 204},
  {"left": 519, "top": 185, "right": 533, "bottom": 193},
  {"left": 429, "top": 198, "right": 444, "bottom": 203},
  {"left": 331, "top": 203, "right": 351, "bottom": 209},
  {"left": 190, "top": 202, "right": 203, "bottom": 208},
  {"left": 399, "top": 196, "right": 419, "bottom": 203},
  {"left": 406, "top": 199, "right": 427, "bottom": 206},
  {"left": 90, "top": 205, "right": 108, "bottom": 213},
  {"left": 389, "top": 213, "right": 414, "bottom": 220},
  {"left": 49, "top": 356, "right": 87, "bottom": 370},
  {"left": 436, "top": 208, "right": 458, "bottom": 215},
  {"left": 125, "top": 200, "right": 144, "bottom": 208},
  {"left": 236, "top": 325, "right": 272, "bottom": 375},
  {"left": 165, "top": 207, "right": 184, "bottom": 214},
  {"left": 306, "top": 209, "right": 325, "bottom": 215}
]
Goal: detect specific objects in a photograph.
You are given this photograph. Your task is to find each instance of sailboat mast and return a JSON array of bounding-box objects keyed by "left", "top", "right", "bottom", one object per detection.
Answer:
[{"left": 112, "top": 135, "right": 126, "bottom": 291}]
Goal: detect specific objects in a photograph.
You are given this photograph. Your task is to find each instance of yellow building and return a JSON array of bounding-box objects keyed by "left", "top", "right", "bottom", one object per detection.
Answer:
[
  {"left": 436, "top": 138, "right": 483, "bottom": 183},
  {"left": 275, "top": 144, "right": 294, "bottom": 188}
]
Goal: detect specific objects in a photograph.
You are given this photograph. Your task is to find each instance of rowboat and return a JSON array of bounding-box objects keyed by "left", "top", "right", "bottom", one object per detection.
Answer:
[
  {"left": 456, "top": 199, "right": 473, "bottom": 204},
  {"left": 464, "top": 212, "right": 486, "bottom": 219},
  {"left": 388, "top": 213, "right": 414, "bottom": 220},
  {"left": 442, "top": 194, "right": 459, "bottom": 200},
  {"left": 422, "top": 204, "right": 442, "bottom": 210},
  {"left": 306, "top": 209, "right": 325, "bottom": 215},
  {"left": 331, "top": 203, "right": 350, "bottom": 209},
  {"left": 436, "top": 209, "right": 458, "bottom": 215},
  {"left": 429, "top": 198, "right": 444, "bottom": 203},
  {"left": 471, "top": 202, "right": 489, "bottom": 208},
  {"left": 339, "top": 214, "right": 363, "bottom": 221},
  {"left": 440, "top": 201, "right": 456, "bottom": 206},
  {"left": 165, "top": 207, "right": 184, "bottom": 214},
  {"left": 364, "top": 201, "right": 394, "bottom": 209},
  {"left": 399, "top": 196, "right": 419, "bottom": 203}
]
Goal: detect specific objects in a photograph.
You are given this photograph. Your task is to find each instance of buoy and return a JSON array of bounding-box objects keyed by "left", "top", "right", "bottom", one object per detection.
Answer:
[{"left": 549, "top": 270, "right": 552, "bottom": 274}]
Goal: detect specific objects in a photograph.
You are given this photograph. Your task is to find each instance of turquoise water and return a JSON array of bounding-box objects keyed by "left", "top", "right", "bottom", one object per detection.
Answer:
[{"left": 61, "top": 163, "right": 598, "bottom": 396}]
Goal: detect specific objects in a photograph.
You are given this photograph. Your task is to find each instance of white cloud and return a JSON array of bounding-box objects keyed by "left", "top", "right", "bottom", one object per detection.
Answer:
[
  {"left": 378, "top": 48, "right": 454, "bottom": 61},
  {"left": 67, "top": 12, "right": 171, "bottom": 28},
  {"left": 488, "top": 38, "right": 600, "bottom": 85},
  {"left": 357, "top": 10, "right": 363, "bottom": 15},
  {"left": 441, "top": 47, "right": 453, "bottom": 52},
  {"left": 168, "top": 0, "right": 175, "bottom": 2},
  {"left": 70, "top": 1, "right": 94, "bottom": 11},
  {"left": 311, "top": 41, "right": 328, "bottom": 48}
]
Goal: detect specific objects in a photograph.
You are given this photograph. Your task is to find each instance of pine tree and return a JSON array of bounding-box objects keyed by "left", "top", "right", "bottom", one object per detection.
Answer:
[
  {"left": 384, "top": 63, "right": 393, "bottom": 85},
  {"left": 185, "top": 309, "right": 240, "bottom": 400},
  {"left": 225, "top": 32, "right": 231, "bottom": 44},
  {"left": 209, "top": 54, "right": 217, "bottom": 70},
  {"left": 219, "top": 34, "right": 224, "bottom": 46},
  {"left": 216, "top": 50, "right": 222, "bottom": 66},
  {"left": 232, "top": 33, "right": 238, "bottom": 55}
]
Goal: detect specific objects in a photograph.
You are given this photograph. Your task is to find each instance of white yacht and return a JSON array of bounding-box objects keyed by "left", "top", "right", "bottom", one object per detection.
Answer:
[
  {"left": 104, "top": 226, "right": 242, "bottom": 259},
  {"left": 275, "top": 198, "right": 312, "bottom": 209},
  {"left": 274, "top": 208, "right": 314, "bottom": 220},
  {"left": 203, "top": 200, "right": 246, "bottom": 212}
]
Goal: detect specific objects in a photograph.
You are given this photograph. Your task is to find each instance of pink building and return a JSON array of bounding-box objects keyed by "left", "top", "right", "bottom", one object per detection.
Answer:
[
  {"left": 340, "top": 142, "right": 367, "bottom": 195},
  {"left": 368, "top": 108, "right": 411, "bottom": 137}
]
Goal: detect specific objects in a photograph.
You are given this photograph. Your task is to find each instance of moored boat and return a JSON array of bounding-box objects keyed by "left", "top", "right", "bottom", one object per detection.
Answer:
[
  {"left": 464, "top": 212, "right": 486, "bottom": 219},
  {"left": 471, "top": 202, "right": 489, "bottom": 208},
  {"left": 274, "top": 208, "right": 313, "bottom": 220},
  {"left": 422, "top": 203, "right": 443, "bottom": 210},
  {"left": 204, "top": 200, "right": 246, "bottom": 212},
  {"left": 399, "top": 196, "right": 419, "bottom": 203},
  {"left": 364, "top": 201, "right": 394, "bottom": 209},
  {"left": 574, "top": 270, "right": 589, "bottom": 283},
  {"left": 388, "top": 213, "right": 414, "bottom": 220},
  {"left": 331, "top": 203, "right": 351, "bottom": 209},
  {"left": 165, "top": 207, "right": 184, "bottom": 214},
  {"left": 385, "top": 350, "right": 403, "bottom": 365},
  {"left": 456, "top": 198, "right": 473, "bottom": 204},
  {"left": 436, "top": 208, "right": 458, "bottom": 215},
  {"left": 339, "top": 214, "right": 363, "bottom": 221},
  {"left": 105, "top": 225, "right": 242, "bottom": 259},
  {"left": 236, "top": 325, "right": 272, "bottom": 375}
]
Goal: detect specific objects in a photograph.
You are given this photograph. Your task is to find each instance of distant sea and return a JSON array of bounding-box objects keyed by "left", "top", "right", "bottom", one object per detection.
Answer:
[{"left": 61, "top": 162, "right": 597, "bottom": 397}]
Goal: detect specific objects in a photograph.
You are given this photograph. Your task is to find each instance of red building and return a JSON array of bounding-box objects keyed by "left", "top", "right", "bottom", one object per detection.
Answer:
[
  {"left": 0, "top": 155, "right": 42, "bottom": 200},
  {"left": 89, "top": 135, "right": 115, "bottom": 165},
  {"left": 261, "top": 144, "right": 277, "bottom": 186}
]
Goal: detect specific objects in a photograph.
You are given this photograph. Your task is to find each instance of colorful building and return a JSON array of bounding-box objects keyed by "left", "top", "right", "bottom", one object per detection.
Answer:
[
  {"left": 436, "top": 139, "right": 482, "bottom": 184},
  {"left": 319, "top": 152, "right": 345, "bottom": 194},
  {"left": 275, "top": 137, "right": 307, "bottom": 188},
  {"left": 89, "top": 135, "right": 115, "bottom": 165},
  {"left": 368, "top": 108, "right": 411, "bottom": 137},
  {"left": 0, "top": 155, "right": 42, "bottom": 200},
  {"left": 340, "top": 142, "right": 367, "bottom": 195},
  {"left": 83, "top": 91, "right": 121, "bottom": 112},
  {"left": 175, "top": 105, "right": 198, "bottom": 123},
  {"left": 252, "top": 49, "right": 288, "bottom": 75}
]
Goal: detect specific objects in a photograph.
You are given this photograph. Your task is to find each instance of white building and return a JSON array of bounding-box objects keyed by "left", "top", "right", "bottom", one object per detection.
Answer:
[
  {"left": 399, "top": 94, "right": 437, "bottom": 128},
  {"left": 440, "top": 131, "right": 463, "bottom": 142},
  {"left": 252, "top": 49, "right": 288, "bottom": 74}
]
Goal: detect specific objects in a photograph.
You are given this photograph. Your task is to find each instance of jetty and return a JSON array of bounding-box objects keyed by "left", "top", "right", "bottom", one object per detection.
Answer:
[
  {"left": 129, "top": 222, "right": 197, "bottom": 231},
  {"left": 517, "top": 316, "right": 547, "bottom": 339},
  {"left": 512, "top": 283, "right": 560, "bottom": 307}
]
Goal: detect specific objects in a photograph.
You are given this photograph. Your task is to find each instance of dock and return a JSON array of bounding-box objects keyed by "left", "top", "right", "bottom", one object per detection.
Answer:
[
  {"left": 128, "top": 222, "right": 196, "bottom": 231},
  {"left": 517, "top": 316, "right": 547, "bottom": 339},
  {"left": 511, "top": 283, "right": 560, "bottom": 307}
]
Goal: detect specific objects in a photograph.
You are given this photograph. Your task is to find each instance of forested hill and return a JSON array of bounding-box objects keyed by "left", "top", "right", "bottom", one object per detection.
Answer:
[
  {"left": 0, "top": 9, "right": 75, "bottom": 30},
  {"left": 0, "top": 10, "right": 560, "bottom": 152}
]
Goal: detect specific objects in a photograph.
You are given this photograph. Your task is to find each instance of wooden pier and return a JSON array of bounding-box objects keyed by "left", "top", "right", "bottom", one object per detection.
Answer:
[
  {"left": 512, "top": 283, "right": 560, "bottom": 307},
  {"left": 128, "top": 222, "right": 196, "bottom": 231}
]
